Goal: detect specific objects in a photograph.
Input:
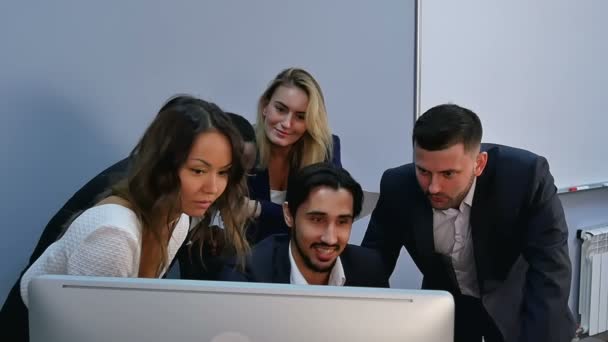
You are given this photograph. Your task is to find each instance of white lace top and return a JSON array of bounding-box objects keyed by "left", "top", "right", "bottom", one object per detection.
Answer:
[{"left": 20, "top": 204, "right": 189, "bottom": 307}]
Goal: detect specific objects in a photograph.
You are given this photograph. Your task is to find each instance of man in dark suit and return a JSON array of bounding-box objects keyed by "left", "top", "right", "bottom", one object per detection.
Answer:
[
  {"left": 223, "top": 163, "right": 388, "bottom": 288},
  {"left": 362, "top": 104, "right": 575, "bottom": 342}
]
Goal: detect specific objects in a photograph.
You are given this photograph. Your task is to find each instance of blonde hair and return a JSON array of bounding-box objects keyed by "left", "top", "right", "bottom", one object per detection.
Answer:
[{"left": 255, "top": 68, "right": 333, "bottom": 170}]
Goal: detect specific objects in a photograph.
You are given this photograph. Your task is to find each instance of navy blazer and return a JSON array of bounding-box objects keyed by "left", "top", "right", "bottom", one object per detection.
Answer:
[
  {"left": 247, "top": 134, "right": 342, "bottom": 243},
  {"left": 0, "top": 158, "right": 130, "bottom": 342},
  {"left": 221, "top": 234, "right": 389, "bottom": 288},
  {"left": 362, "top": 143, "right": 575, "bottom": 342}
]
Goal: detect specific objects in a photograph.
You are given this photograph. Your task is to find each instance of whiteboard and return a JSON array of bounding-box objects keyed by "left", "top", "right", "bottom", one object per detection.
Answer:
[{"left": 416, "top": 0, "right": 608, "bottom": 190}]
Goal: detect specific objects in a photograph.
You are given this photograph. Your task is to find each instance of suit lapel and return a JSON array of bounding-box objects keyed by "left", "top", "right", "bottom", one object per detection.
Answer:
[
  {"left": 342, "top": 246, "right": 354, "bottom": 286},
  {"left": 272, "top": 237, "right": 291, "bottom": 284},
  {"left": 412, "top": 191, "right": 435, "bottom": 262},
  {"left": 342, "top": 246, "right": 362, "bottom": 286},
  {"left": 470, "top": 146, "right": 497, "bottom": 289}
]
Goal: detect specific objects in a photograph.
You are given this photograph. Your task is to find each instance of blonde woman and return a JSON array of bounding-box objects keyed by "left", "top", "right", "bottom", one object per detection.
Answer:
[{"left": 247, "top": 68, "right": 341, "bottom": 242}]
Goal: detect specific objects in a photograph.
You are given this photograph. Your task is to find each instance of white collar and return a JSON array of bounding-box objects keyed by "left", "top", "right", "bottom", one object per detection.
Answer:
[{"left": 288, "top": 242, "right": 346, "bottom": 286}]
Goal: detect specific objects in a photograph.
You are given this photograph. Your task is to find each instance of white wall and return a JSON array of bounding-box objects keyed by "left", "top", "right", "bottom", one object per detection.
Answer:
[
  {"left": 416, "top": 0, "right": 608, "bottom": 318},
  {"left": 417, "top": 0, "right": 608, "bottom": 190}
]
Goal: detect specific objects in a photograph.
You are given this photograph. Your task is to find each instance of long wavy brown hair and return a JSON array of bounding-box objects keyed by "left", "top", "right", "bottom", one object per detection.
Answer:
[{"left": 111, "top": 95, "right": 250, "bottom": 276}]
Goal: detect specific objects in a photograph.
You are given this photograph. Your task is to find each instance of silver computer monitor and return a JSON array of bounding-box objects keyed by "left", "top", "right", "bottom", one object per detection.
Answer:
[{"left": 29, "top": 275, "right": 454, "bottom": 342}]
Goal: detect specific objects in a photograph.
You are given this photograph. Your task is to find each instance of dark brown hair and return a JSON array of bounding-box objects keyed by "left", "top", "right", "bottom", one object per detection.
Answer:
[
  {"left": 413, "top": 104, "right": 483, "bottom": 152},
  {"left": 112, "top": 95, "right": 250, "bottom": 275}
]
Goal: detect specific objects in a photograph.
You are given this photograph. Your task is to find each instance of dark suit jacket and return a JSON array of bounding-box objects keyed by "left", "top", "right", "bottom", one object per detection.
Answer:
[
  {"left": 246, "top": 135, "right": 342, "bottom": 243},
  {"left": 0, "top": 157, "right": 130, "bottom": 342},
  {"left": 221, "top": 234, "right": 389, "bottom": 288},
  {"left": 362, "top": 143, "right": 575, "bottom": 342}
]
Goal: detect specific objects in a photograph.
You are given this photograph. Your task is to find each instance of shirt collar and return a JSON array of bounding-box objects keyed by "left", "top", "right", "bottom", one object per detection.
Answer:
[{"left": 288, "top": 243, "right": 346, "bottom": 286}]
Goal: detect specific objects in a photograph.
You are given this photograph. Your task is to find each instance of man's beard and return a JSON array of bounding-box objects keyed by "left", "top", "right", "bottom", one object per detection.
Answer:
[
  {"left": 426, "top": 173, "right": 475, "bottom": 210},
  {"left": 292, "top": 229, "right": 338, "bottom": 273}
]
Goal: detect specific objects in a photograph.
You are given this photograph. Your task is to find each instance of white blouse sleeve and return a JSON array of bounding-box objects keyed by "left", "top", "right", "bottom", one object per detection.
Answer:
[{"left": 66, "top": 225, "right": 139, "bottom": 277}]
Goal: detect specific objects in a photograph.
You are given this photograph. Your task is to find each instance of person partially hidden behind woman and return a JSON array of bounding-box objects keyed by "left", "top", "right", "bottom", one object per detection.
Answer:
[
  {"left": 246, "top": 67, "right": 342, "bottom": 243},
  {"left": 15, "top": 95, "right": 251, "bottom": 340}
]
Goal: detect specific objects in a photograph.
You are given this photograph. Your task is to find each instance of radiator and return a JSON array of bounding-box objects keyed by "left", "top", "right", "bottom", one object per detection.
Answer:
[{"left": 578, "top": 224, "right": 608, "bottom": 336}]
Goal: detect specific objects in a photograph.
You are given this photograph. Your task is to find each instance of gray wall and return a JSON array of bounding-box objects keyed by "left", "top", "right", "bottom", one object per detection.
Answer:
[{"left": 0, "top": 0, "right": 416, "bottom": 303}]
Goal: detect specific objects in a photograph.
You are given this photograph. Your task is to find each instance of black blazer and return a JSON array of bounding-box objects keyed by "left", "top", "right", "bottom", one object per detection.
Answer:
[
  {"left": 246, "top": 135, "right": 342, "bottom": 243},
  {"left": 0, "top": 157, "right": 130, "bottom": 342},
  {"left": 221, "top": 234, "right": 389, "bottom": 288},
  {"left": 362, "top": 143, "right": 575, "bottom": 342}
]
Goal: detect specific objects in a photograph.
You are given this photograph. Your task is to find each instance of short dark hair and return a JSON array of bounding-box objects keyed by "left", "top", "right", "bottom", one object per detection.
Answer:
[
  {"left": 413, "top": 104, "right": 483, "bottom": 151},
  {"left": 226, "top": 112, "right": 255, "bottom": 143},
  {"left": 286, "top": 163, "right": 363, "bottom": 218}
]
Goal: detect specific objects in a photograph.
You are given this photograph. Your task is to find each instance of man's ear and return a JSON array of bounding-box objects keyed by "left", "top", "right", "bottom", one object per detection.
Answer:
[
  {"left": 282, "top": 202, "right": 294, "bottom": 229},
  {"left": 475, "top": 151, "right": 488, "bottom": 176}
]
